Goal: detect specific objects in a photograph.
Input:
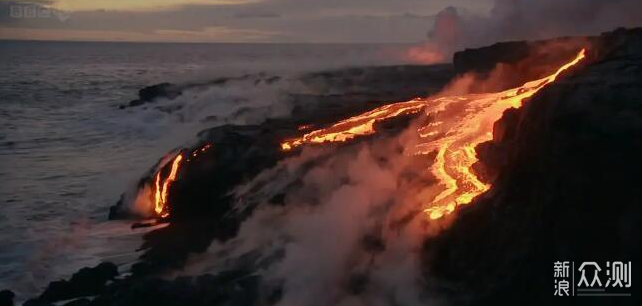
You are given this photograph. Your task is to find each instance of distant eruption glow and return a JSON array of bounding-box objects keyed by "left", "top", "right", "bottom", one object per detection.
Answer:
[{"left": 281, "top": 49, "right": 586, "bottom": 219}]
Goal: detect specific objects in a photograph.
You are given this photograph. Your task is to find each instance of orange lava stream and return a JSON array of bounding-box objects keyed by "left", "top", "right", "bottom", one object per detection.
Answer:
[
  {"left": 281, "top": 100, "right": 427, "bottom": 150},
  {"left": 154, "top": 154, "right": 183, "bottom": 218},
  {"left": 150, "top": 143, "right": 213, "bottom": 218},
  {"left": 281, "top": 49, "right": 586, "bottom": 219}
]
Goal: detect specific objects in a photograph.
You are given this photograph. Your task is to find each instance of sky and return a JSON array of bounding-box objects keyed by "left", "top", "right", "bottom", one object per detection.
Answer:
[{"left": 0, "top": 0, "right": 494, "bottom": 43}]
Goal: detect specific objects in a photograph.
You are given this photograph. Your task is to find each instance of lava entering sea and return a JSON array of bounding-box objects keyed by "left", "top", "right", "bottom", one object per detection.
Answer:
[
  {"left": 147, "top": 49, "right": 585, "bottom": 220},
  {"left": 281, "top": 48, "right": 586, "bottom": 220},
  {"left": 152, "top": 144, "right": 212, "bottom": 218}
]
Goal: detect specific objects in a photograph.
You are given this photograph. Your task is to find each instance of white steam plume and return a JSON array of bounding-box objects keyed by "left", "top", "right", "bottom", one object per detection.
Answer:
[{"left": 406, "top": 0, "right": 642, "bottom": 63}]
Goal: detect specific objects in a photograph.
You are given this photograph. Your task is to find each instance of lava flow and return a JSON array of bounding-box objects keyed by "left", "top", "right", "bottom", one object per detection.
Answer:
[
  {"left": 152, "top": 143, "right": 212, "bottom": 218},
  {"left": 281, "top": 49, "right": 586, "bottom": 219},
  {"left": 153, "top": 154, "right": 183, "bottom": 218}
]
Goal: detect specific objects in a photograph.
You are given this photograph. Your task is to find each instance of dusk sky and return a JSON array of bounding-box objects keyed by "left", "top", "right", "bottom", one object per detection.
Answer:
[{"left": 0, "top": 0, "right": 493, "bottom": 43}]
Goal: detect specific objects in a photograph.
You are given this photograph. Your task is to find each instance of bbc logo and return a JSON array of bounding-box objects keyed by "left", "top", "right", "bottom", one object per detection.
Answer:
[
  {"left": 10, "top": 5, "right": 53, "bottom": 19},
  {"left": 9, "top": 4, "right": 69, "bottom": 21}
]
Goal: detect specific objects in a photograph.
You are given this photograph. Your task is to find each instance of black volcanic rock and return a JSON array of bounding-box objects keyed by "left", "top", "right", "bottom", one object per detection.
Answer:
[
  {"left": 0, "top": 290, "right": 14, "bottom": 306},
  {"left": 107, "top": 64, "right": 454, "bottom": 273},
  {"left": 131, "top": 124, "right": 285, "bottom": 274},
  {"left": 62, "top": 299, "right": 90, "bottom": 306},
  {"left": 453, "top": 36, "right": 587, "bottom": 74},
  {"left": 139, "top": 82, "right": 181, "bottom": 101},
  {"left": 26, "top": 262, "right": 118, "bottom": 304},
  {"left": 454, "top": 40, "right": 531, "bottom": 73},
  {"left": 125, "top": 83, "right": 182, "bottom": 108},
  {"left": 132, "top": 110, "right": 422, "bottom": 274},
  {"left": 453, "top": 35, "right": 588, "bottom": 90},
  {"left": 424, "top": 28, "right": 642, "bottom": 305},
  {"left": 85, "top": 270, "right": 261, "bottom": 306}
]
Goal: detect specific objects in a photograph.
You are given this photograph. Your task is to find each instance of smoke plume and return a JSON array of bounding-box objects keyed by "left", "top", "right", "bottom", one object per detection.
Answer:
[{"left": 406, "top": 0, "right": 642, "bottom": 63}]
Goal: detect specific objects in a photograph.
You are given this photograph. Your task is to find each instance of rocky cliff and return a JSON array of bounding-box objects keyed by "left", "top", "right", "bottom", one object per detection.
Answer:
[{"left": 424, "top": 28, "right": 642, "bottom": 305}]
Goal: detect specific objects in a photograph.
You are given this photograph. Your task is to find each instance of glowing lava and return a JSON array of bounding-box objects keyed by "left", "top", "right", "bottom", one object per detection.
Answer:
[
  {"left": 151, "top": 143, "right": 213, "bottom": 218},
  {"left": 281, "top": 49, "right": 586, "bottom": 220},
  {"left": 281, "top": 100, "right": 426, "bottom": 150},
  {"left": 154, "top": 154, "right": 183, "bottom": 218}
]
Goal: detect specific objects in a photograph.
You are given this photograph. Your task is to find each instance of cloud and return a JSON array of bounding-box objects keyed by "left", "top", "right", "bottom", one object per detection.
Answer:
[
  {"left": 155, "top": 26, "right": 281, "bottom": 41},
  {"left": 48, "top": 0, "right": 258, "bottom": 12},
  {"left": 4, "top": 0, "right": 638, "bottom": 44},
  {"left": 233, "top": 10, "right": 281, "bottom": 19},
  {"left": 0, "top": 0, "right": 492, "bottom": 42},
  {"left": 474, "top": 0, "right": 642, "bottom": 45}
]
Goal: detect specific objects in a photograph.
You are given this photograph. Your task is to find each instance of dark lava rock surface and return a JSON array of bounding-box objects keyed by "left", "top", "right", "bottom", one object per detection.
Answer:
[
  {"left": 424, "top": 28, "right": 642, "bottom": 305},
  {"left": 24, "top": 263, "right": 118, "bottom": 306},
  {"left": 108, "top": 64, "right": 454, "bottom": 275},
  {"left": 0, "top": 290, "right": 14, "bottom": 306}
]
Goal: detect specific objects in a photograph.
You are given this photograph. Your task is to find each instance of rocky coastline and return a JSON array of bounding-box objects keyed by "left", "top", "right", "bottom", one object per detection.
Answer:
[{"left": 4, "top": 28, "right": 641, "bottom": 306}]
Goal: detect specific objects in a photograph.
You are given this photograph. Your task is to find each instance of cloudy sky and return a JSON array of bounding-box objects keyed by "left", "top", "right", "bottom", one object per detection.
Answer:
[{"left": 0, "top": 0, "right": 494, "bottom": 42}]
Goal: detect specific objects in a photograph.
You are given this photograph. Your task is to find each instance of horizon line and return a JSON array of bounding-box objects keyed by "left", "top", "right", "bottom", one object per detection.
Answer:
[{"left": 0, "top": 38, "right": 418, "bottom": 45}]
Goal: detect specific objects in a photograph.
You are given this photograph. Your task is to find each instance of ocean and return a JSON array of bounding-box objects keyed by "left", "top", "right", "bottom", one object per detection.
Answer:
[{"left": 0, "top": 40, "right": 415, "bottom": 296}]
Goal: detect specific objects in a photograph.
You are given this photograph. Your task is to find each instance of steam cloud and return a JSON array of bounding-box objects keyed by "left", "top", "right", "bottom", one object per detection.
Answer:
[
  {"left": 176, "top": 67, "right": 518, "bottom": 305},
  {"left": 174, "top": 42, "right": 591, "bottom": 304},
  {"left": 190, "top": 136, "right": 447, "bottom": 306},
  {"left": 407, "top": 0, "right": 642, "bottom": 63}
]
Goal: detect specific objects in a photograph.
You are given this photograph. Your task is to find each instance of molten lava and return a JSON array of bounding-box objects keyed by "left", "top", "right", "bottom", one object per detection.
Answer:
[
  {"left": 154, "top": 154, "right": 183, "bottom": 218},
  {"left": 152, "top": 143, "right": 213, "bottom": 218},
  {"left": 281, "top": 49, "right": 586, "bottom": 219},
  {"left": 280, "top": 101, "right": 426, "bottom": 150}
]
